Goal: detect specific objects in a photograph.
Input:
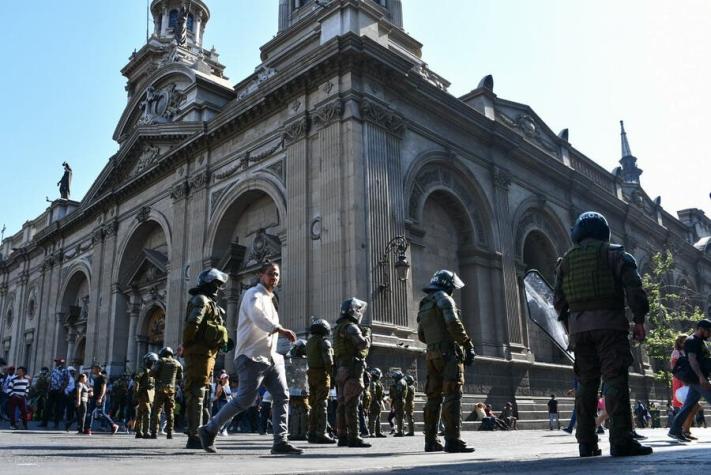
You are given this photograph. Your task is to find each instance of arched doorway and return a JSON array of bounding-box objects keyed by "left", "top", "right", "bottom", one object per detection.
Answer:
[
  {"left": 59, "top": 271, "right": 90, "bottom": 367},
  {"left": 115, "top": 220, "right": 169, "bottom": 371},
  {"left": 521, "top": 230, "right": 568, "bottom": 364}
]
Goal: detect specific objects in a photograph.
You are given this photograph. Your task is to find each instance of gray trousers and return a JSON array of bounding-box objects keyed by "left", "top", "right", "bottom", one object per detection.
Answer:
[{"left": 205, "top": 355, "right": 289, "bottom": 445}]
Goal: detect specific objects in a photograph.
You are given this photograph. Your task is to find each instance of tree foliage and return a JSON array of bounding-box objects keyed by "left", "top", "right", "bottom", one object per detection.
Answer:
[{"left": 642, "top": 250, "right": 703, "bottom": 387}]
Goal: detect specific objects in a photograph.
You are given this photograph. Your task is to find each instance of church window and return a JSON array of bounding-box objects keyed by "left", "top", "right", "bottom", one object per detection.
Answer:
[
  {"left": 187, "top": 14, "right": 195, "bottom": 32},
  {"left": 169, "top": 9, "right": 179, "bottom": 29}
]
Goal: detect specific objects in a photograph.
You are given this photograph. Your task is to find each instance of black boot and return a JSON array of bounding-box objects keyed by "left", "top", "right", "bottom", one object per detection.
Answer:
[
  {"left": 185, "top": 436, "right": 203, "bottom": 449},
  {"left": 425, "top": 439, "right": 444, "bottom": 452},
  {"left": 610, "top": 439, "right": 653, "bottom": 457},
  {"left": 149, "top": 432, "right": 157, "bottom": 439},
  {"left": 579, "top": 443, "right": 602, "bottom": 457},
  {"left": 135, "top": 432, "right": 143, "bottom": 439},
  {"left": 337, "top": 436, "right": 349, "bottom": 447},
  {"left": 166, "top": 431, "right": 173, "bottom": 440},
  {"left": 444, "top": 439, "right": 475, "bottom": 453},
  {"left": 348, "top": 437, "right": 372, "bottom": 448}
]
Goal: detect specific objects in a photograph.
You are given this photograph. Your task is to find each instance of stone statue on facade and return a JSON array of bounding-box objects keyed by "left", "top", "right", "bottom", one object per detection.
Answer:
[{"left": 58, "top": 162, "right": 72, "bottom": 200}]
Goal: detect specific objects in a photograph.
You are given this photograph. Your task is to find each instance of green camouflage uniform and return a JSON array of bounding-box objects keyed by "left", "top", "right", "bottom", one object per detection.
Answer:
[
  {"left": 150, "top": 356, "right": 183, "bottom": 437},
  {"left": 389, "top": 379, "right": 408, "bottom": 435},
  {"left": 405, "top": 380, "right": 416, "bottom": 435},
  {"left": 182, "top": 292, "right": 229, "bottom": 441},
  {"left": 133, "top": 370, "right": 155, "bottom": 437},
  {"left": 306, "top": 334, "right": 333, "bottom": 439},
  {"left": 554, "top": 239, "right": 649, "bottom": 449},
  {"left": 368, "top": 379, "right": 385, "bottom": 436},
  {"left": 334, "top": 318, "right": 370, "bottom": 444},
  {"left": 417, "top": 291, "right": 474, "bottom": 446}
]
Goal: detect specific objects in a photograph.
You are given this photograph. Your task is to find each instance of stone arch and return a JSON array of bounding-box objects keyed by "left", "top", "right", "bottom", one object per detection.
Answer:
[
  {"left": 112, "top": 218, "right": 170, "bottom": 372},
  {"left": 513, "top": 200, "right": 570, "bottom": 264},
  {"left": 58, "top": 266, "right": 91, "bottom": 366},
  {"left": 405, "top": 152, "right": 495, "bottom": 249},
  {"left": 206, "top": 175, "right": 287, "bottom": 265}
]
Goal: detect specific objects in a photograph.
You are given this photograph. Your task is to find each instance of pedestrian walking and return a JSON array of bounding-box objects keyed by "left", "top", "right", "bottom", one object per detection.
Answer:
[
  {"left": 75, "top": 373, "right": 90, "bottom": 434},
  {"left": 43, "top": 358, "right": 68, "bottom": 428},
  {"left": 668, "top": 319, "right": 711, "bottom": 442},
  {"left": 88, "top": 365, "right": 119, "bottom": 434},
  {"left": 198, "top": 262, "right": 302, "bottom": 455},
  {"left": 8, "top": 367, "right": 30, "bottom": 430}
]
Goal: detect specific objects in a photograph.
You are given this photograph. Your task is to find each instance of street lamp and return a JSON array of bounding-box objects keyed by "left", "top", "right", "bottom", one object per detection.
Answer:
[{"left": 377, "top": 235, "right": 411, "bottom": 291}]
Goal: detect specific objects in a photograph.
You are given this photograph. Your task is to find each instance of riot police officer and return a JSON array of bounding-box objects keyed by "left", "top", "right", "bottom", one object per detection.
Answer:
[
  {"left": 367, "top": 368, "right": 386, "bottom": 438},
  {"left": 150, "top": 347, "right": 183, "bottom": 439},
  {"left": 417, "top": 270, "right": 476, "bottom": 453},
  {"left": 182, "top": 268, "right": 230, "bottom": 449},
  {"left": 554, "top": 212, "right": 652, "bottom": 457},
  {"left": 334, "top": 298, "right": 371, "bottom": 448},
  {"left": 404, "top": 375, "right": 416, "bottom": 436},
  {"left": 306, "top": 318, "right": 336, "bottom": 444},
  {"left": 134, "top": 352, "right": 157, "bottom": 439},
  {"left": 389, "top": 370, "right": 408, "bottom": 437}
]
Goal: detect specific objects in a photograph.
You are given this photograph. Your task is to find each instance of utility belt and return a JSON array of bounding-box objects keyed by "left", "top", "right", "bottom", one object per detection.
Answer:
[{"left": 426, "top": 341, "right": 463, "bottom": 361}]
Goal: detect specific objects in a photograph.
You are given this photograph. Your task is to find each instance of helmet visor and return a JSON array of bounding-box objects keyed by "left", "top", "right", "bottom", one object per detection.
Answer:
[{"left": 452, "top": 273, "right": 465, "bottom": 289}]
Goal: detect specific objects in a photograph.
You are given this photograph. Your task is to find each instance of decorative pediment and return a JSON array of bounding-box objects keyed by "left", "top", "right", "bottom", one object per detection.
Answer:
[
  {"left": 126, "top": 249, "right": 168, "bottom": 289},
  {"left": 496, "top": 101, "right": 561, "bottom": 158}
]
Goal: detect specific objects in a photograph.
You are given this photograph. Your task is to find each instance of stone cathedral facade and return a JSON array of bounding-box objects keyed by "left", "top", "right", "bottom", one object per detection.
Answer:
[{"left": 1, "top": 0, "right": 710, "bottom": 404}]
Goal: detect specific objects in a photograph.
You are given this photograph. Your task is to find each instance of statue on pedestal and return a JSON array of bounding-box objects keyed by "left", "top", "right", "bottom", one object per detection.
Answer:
[{"left": 58, "top": 162, "right": 72, "bottom": 200}]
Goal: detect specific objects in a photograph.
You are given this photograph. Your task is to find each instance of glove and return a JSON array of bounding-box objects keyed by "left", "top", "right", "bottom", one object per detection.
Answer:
[
  {"left": 361, "top": 326, "right": 371, "bottom": 339},
  {"left": 221, "top": 337, "right": 235, "bottom": 353},
  {"left": 463, "top": 345, "right": 477, "bottom": 367}
]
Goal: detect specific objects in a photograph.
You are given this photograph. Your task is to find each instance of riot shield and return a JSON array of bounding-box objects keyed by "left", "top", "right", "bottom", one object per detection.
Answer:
[{"left": 523, "top": 270, "right": 574, "bottom": 363}]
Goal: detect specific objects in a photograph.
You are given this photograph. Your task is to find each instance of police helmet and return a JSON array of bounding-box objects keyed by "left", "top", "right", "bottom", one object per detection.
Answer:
[
  {"left": 310, "top": 317, "right": 331, "bottom": 336},
  {"left": 159, "top": 347, "right": 174, "bottom": 358},
  {"left": 289, "top": 339, "right": 307, "bottom": 358},
  {"left": 404, "top": 375, "right": 415, "bottom": 385},
  {"left": 143, "top": 352, "right": 159, "bottom": 369},
  {"left": 391, "top": 370, "right": 404, "bottom": 381},
  {"left": 197, "top": 268, "right": 229, "bottom": 288},
  {"left": 423, "top": 270, "right": 465, "bottom": 294},
  {"left": 370, "top": 368, "right": 382, "bottom": 380},
  {"left": 340, "top": 298, "right": 368, "bottom": 324},
  {"left": 571, "top": 211, "right": 610, "bottom": 244}
]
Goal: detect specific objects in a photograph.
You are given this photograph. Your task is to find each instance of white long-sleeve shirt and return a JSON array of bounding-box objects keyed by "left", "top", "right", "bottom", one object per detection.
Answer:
[{"left": 235, "top": 283, "right": 283, "bottom": 365}]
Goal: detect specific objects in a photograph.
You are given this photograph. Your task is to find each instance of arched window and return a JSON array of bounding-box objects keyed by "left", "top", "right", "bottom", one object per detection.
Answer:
[
  {"left": 187, "top": 13, "right": 195, "bottom": 32},
  {"left": 168, "top": 9, "right": 179, "bottom": 29}
]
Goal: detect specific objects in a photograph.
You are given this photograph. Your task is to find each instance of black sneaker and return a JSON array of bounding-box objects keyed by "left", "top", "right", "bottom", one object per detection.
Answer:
[
  {"left": 166, "top": 431, "right": 173, "bottom": 440},
  {"left": 579, "top": 443, "right": 602, "bottom": 457},
  {"left": 610, "top": 440, "right": 653, "bottom": 457},
  {"left": 337, "top": 437, "right": 349, "bottom": 447},
  {"left": 375, "top": 433, "right": 387, "bottom": 438},
  {"left": 444, "top": 439, "right": 475, "bottom": 453},
  {"left": 271, "top": 442, "right": 303, "bottom": 455},
  {"left": 668, "top": 431, "right": 690, "bottom": 442},
  {"left": 185, "top": 436, "right": 203, "bottom": 449},
  {"left": 425, "top": 440, "right": 444, "bottom": 452},
  {"left": 198, "top": 426, "right": 218, "bottom": 453},
  {"left": 308, "top": 434, "right": 336, "bottom": 444},
  {"left": 135, "top": 433, "right": 143, "bottom": 439}
]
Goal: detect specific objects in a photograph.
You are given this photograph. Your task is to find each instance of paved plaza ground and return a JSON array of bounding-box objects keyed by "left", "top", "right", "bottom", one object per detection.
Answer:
[{"left": 1, "top": 427, "right": 709, "bottom": 474}]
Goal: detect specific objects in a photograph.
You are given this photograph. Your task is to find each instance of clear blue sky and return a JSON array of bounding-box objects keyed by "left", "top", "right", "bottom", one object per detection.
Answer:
[{"left": 1, "top": 0, "right": 709, "bottom": 239}]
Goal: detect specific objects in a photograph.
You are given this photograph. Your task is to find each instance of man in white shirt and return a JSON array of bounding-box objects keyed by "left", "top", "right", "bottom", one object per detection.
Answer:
[{"left": 199, "top": 262, "right": 302, "bottom": 455}]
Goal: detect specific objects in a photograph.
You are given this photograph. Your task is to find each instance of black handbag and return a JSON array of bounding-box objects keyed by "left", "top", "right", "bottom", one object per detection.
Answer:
[{"left": 672, "top": 356, "right": 698, "bottom": 385}]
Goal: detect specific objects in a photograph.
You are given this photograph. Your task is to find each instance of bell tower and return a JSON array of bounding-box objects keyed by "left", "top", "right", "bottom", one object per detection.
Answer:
[
  {"left": 150, "top": 0, "right": 208, "bottom": 48},
  {"left": 278, "top": 0, "right": 403, "bottom": 33}
]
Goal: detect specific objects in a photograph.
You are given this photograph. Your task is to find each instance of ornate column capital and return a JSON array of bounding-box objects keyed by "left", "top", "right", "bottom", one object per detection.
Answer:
[
  {"left": 170, "top": 181, "right": 190, "bottom": 201},
  {"left": 492, "top": 167, "right": 512, "bottom": 190},
  {"left": 282, "top": 114, "right": 310, "bottom": 145},
  {"left": 359, "top": 98, "right": 405, "bottom": 137},
  {"left": 312, "top": 99, "right": 344, "bottom": 130},
  {"left": 188, "top": 170, "right": 210, "bottom": 192}
]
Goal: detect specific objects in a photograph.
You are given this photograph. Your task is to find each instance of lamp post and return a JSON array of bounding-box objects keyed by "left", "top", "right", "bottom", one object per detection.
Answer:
[{"left": 376, "top": 235, "right": 411, "bottom": 291}]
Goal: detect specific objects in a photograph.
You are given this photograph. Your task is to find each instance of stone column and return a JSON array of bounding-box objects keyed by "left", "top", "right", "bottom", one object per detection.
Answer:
[
  {"left": 278, "top": 0, "right": 290, "bottom": 33},
  {"left": 313, "top": 99, "right": 346, "bottom": 318},
  {"left": 194, "top": 12, "right": 203, "bottom": 47},
  {"left": 161, "top": 7, "right": 169, "bottom": 36},
  {"left": 359, "top": 99, "right": 407, "bottom": 327},
  {"left": 184, "top": 167, "right": 211, "bottom": 334},
  {"left": 223, "top": 288, "right": 241, "bottom": 375},
  {"left": 53, "top": 312, "right": 65, "bottom": 361},
  {"left": 167, "top": 180, "right": 190, "bottom": 350},
  {"left": 283, "top": 112, "right": 310, "bottom": 332},
  {"left": 125, "top": 296, "right": 141, "bottom": 371},
  {"left": 491, "top": 167, "right": 527, "bottom": 359}
]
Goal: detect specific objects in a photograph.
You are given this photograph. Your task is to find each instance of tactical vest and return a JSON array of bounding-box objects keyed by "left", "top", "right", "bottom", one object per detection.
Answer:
[
  {"left": 136, "top": 370, "right": 155, "bottom": 392},
  {"left": 306, "top": 335, "right": 327, "bottom": 369},
  {"left": 417, "top": 294, "right": 454, "bottom": 351},
  {"left": 155, "top": 357, "right": 181, "bottom": 389},
  {"left": 561, "top": 242, "right": 625, "bottom": 312},
  {"left": 333, "top": 320, "right": 367, "bottom": 362},
  {"left": 391, "top": 379, "right": 407, "bottom": 399}
]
